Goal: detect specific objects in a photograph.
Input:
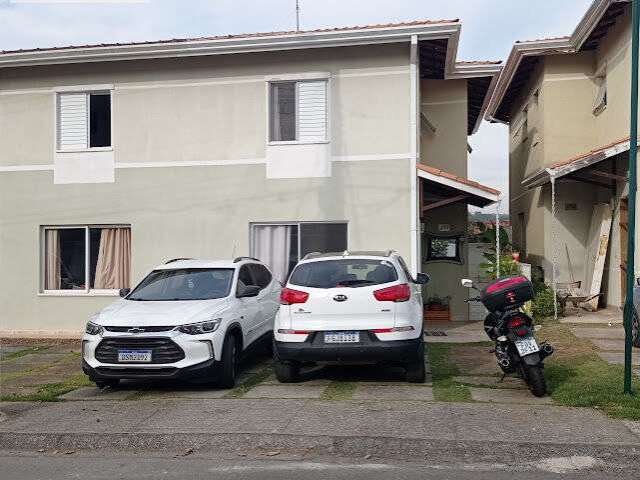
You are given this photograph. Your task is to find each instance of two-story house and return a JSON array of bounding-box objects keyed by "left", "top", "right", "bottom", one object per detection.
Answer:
[
  {"left": 486, "top": 0, "right": 634, "bottom": 310},
  {"left": 0, "top": 19, "right": 500, "bottom": 335}
]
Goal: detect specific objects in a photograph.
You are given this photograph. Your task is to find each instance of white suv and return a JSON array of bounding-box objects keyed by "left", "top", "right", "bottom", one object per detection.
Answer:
[
  {"left": 82, "top": 258, "right": 280, "bottom": 389},
  {"left": 273, "top": 251, "right": 429, "bottom": 383}
]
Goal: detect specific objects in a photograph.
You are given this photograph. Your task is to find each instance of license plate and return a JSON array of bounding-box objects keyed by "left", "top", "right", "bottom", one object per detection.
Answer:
[
  {"left": 324, "top": 331, "right": 360, "bottom": 343},
  {"left": 117, "top": 350, "right": 152, "bottom": 362},
  {"left": 515, "top": 337, "right": 539, "bottom": 356}
]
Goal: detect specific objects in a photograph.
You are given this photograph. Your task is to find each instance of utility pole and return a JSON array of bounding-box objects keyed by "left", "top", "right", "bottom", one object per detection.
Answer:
[
  {"left": 624, "top": 0, "right": 639, "bottom": 395},
  {"left": 296, "top": 0, "right": 300, "bottom": 32}
]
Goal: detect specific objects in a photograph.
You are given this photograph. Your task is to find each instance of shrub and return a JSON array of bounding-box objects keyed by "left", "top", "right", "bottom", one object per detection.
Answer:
[{"left": 532, "top": 282, "right": 560, "bottom": 318}]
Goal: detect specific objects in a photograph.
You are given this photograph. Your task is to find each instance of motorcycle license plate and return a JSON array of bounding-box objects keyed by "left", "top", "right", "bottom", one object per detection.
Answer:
[
  {"left": 324, "top": 331, "right": 360, "bottom": 343},
  {"left": 515, "top": 337, "right": 539, "bottom": 356}
]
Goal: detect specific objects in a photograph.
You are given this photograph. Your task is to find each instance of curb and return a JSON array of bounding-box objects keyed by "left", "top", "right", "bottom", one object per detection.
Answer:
[{"left": 2, "top": 432, "right": 640, "bottom": 464}]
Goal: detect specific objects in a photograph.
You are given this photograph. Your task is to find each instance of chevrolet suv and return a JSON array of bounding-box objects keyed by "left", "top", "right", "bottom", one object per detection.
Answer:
[
  {"left": 273, "top": 251, "right": 429, "bottom": 383},
  {"left": 82, "top": 258, "right": 280, "bottom": 389}
]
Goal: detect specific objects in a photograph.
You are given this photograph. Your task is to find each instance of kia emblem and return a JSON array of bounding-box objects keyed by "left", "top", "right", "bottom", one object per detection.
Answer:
[{"left": 333, "top": 294, "right": 348, "bottom": 302}]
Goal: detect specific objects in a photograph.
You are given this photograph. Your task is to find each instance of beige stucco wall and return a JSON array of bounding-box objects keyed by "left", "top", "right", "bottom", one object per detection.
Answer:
[{"left": 0, "top": 160, "right": 411, "bottom": 334}]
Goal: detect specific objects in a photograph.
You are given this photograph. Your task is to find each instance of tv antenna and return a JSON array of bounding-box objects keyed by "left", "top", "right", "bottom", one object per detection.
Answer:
[{"left": 296, "top": 0, "right": 301, "bottom": 32}]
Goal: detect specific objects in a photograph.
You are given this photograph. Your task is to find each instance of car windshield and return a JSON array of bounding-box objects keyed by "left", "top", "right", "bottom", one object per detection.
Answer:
[
  {"left": 127, "top": 268, "right": 234, "bottom": 301},
  {"left": 289, "top": 259, "right": 398, "bottom": 289}
]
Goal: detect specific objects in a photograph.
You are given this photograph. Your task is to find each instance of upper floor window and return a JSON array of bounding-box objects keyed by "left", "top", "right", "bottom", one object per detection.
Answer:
[
  {"left": 57, "top": 91, "right": 111, "bottom": 151},
  {"left": 593, "top": 68, "right": 607, "bottom": 115},
  {"left": 269, "top": 80, "right": 328, "bottom": 143}
]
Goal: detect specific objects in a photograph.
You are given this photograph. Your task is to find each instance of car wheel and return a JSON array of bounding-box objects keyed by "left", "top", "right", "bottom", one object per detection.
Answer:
[
  {"left": 633, "top": 310, "right": 640, "bottom": 348},
  {"left": 218, "top": 334, "right": 240, "bottom": 389},
  {"left": 94, "top": 379, "right": 119, "bottom": 390},
  {"left": 273, "top": 340, "right": 300, "bottom": 383},
  {"left": 406, "top": 342, "right": 426, "bottom": 383}
]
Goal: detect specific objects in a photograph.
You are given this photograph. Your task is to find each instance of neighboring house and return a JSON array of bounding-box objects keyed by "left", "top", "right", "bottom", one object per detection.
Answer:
[
  {"left": 0, "top": 19, "right": 500, "bottom": 335},
  {"left": 486, "top": 0, "right": 634, "bottom": 309}
]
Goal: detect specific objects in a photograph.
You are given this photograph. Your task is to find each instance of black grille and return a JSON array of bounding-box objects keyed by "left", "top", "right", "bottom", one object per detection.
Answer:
[
  {"left": 103, "top": 326, "right": 175, "bottom": 333},
  {"left": 95, "top": 337, "right": 185, "bottom": 364},
  {"left": 95, "top": 366, "right": 178, "bottom": 377}
]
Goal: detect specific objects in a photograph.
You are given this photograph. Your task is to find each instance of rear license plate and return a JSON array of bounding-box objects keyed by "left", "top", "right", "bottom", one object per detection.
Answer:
[
  {"left": 515, "top": 337, "right": 539, "bottom": 356},
  {"left": 117, "top": 350, "right": 152, "bottom": 362},
  {"left": 324, "top": 331, "right": 360, "bottom": 343}
]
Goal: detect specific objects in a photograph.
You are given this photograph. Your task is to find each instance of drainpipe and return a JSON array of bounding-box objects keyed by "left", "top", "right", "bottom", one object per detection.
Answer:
[
  {"left": 623, "top": 0, "right": 639, "bottom": 395},
  {"left": 495, "top": 196, "right": 501, "bottom": 278},
  {"left": 409, "top": 35, "right": 420, "bottom": 275},
  {"left": 546, "top": 168, "right": 559, "bottom": 321}
]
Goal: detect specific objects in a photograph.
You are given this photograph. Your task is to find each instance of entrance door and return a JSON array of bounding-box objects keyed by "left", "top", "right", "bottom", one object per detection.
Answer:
[{"left": 620, "top": 198, "right": 629, "bottom": 303}]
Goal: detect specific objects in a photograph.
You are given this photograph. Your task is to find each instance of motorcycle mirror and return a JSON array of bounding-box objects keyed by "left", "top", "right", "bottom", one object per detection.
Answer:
[{"left": 461, "top": 279, "right": 474, "bottom": 288}]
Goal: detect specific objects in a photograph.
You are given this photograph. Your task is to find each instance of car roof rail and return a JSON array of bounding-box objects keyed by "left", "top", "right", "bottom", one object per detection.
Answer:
[
  {"left": 164, "top": 257, "right": 193, "bottom": 264},
  {"left": 233, "top": 256, "right": 260, "bottom": 263}
]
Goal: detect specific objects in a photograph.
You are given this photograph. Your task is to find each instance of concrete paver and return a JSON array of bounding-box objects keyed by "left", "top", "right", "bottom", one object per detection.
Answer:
[
  {"left": 352, "top": 385, "right": 434, "bottom": 401},
  {"left": 590, "top": 338, "right": 626, "bottom": 351},
  {"left": 423, "top": 322, "right": 488, "bottom": 343},
  {"left": 560, "top": 308, "right": 623, "bottom": 325},
  {"left": 59, "top": 387, "right": 139, "bottom": 401},
  {"left": 469, "top": 387, "right": 553, "bottom": 405},
  {"left": 243, "top": 384, "right": 326, "bottom": 399},
  {"left": 570, "top": 327, "right": 625, "bottom": 339},
  {"left": 597, "top": 351, "right": 640, "bottom": 366},
  {"left": 453, "top": 375, "right": 526, "bottom": 390}
]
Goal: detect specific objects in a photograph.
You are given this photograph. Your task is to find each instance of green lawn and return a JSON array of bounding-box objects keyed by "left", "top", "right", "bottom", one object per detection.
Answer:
[{"left": 427, "top": 343, "right": 472, "bottom": 402}]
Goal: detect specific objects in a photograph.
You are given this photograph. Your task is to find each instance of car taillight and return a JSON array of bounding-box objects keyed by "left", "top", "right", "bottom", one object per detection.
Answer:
[
  {"left": 373, "top": 284, "right": 411, "bottom": 302},
  {"left": 280, "top": 288, "right": 309, "bottom": 305}
]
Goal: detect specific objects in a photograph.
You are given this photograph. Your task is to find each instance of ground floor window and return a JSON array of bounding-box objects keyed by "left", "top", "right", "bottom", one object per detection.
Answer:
[
  {"left": 250, "top": 222, "right": 347, "bottom": 283},
  {"left": 425, "top": 235, "right": 462, "bottom": 263},
  {"left": 42, "top": 225, "right": 131, "bottom": 293}
]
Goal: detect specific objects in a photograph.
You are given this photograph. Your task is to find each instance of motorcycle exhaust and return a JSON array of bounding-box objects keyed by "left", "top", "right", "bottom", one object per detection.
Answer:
[{"left": 539, "top": 342, "right": 554, "bottom": 359}]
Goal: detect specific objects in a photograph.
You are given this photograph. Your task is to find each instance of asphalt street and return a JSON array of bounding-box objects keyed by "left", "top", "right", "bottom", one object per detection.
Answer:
[{"left": 1, "top": 452, "right": 638, "bottom": 480}]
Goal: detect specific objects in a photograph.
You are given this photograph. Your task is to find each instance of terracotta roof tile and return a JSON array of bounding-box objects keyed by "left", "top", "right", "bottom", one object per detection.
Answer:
[
  {"left": 417, "top": 164, "right": 501, "bottom": 195},
  {"left": 550, "top": 136, "right": 630, "bottom": 169},
  {"left": 0, "top": 19, "right": 459, "bottom": 56}
]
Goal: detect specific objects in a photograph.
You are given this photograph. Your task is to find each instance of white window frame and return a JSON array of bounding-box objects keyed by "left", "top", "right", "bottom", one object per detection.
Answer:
[
  {"left": 266, "top": 74, "right": 330, "bottom": 146},
  {"left": 249, "top": 221, "right": 348, "bottom": 263},
  {"left": 39, "top": 224, "right": 130, "bottom": 296},
  {"left": 55, "top": 85, "right": 114, "bottom": 153}
]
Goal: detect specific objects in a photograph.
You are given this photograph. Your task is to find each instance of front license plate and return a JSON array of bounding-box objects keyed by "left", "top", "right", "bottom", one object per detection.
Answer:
[
  {"left": 117, "top": 350, "right": 152, "bottom": 362},
  {"left": 515, "top": 337, "right": 539, "bottom": 356},
  {"left": 324, "top": 331, "right": 360, "bottom": 343}
]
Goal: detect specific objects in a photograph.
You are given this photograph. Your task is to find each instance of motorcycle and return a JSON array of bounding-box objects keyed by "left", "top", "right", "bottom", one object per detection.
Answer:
[{"left": 461, "top": 276, "right": 554, "bottom": 397}]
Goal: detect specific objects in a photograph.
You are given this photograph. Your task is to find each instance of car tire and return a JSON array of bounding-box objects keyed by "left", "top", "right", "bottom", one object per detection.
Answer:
[
  {"left": 273, "top": 341, "right": 300, "bottom": 383},
  {"left": 218, "top": 334, "right": 240, "bottom": 389},
  {"left": 406, "top": 342, "right": 426, "bottom": 383},
  {"left": 94, "top": 379, "right": 119, "bottom": 390}
]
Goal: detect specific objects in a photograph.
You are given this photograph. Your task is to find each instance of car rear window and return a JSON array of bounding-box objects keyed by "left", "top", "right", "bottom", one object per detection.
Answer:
[{"left": 289, "top": 259, "right": 398, "bottom": 289}]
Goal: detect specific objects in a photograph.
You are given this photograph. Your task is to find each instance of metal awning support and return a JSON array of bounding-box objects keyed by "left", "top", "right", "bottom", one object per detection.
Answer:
[{"left": 548, "top": 168, "right": 559, "bottom": 320}]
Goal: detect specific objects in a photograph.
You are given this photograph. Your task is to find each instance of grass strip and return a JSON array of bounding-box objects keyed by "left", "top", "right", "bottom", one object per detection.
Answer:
[
  {"left": 537, "top": 318, "right": 640, "bottom": 420},
  {"left": 224, "top": 366, "right": 273, "bottom": 399},
  {"left": 321, "top": 381, "right": 356, "bottom": 400},
  {"left": 427, "top": 344, "right": 472, "bottom": 402},
  {"left": 0, "top": 373, "right": 92, "bottom": 402},
  {"left": 1, "top": 346, "right": 51, "bottom": 361}
]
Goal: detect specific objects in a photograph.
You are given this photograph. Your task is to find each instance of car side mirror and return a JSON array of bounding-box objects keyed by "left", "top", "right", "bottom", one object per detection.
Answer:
[
  {"left": 461, "top": 279, "right": 474, "bottom": 288},
  {"left": 119, "top": 288, "right": 131, "bottom": 298},
  {"left": 415, "top": 273, "right": 430, "bottom": 285},
  {"left": 238, "top": 285, "right": 261, "bottom": 298}
]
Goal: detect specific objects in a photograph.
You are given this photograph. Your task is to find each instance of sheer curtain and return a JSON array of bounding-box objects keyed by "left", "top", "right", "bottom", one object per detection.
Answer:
[
  {"left": 45, "top": 229, "right": 61, "bottom": 290},
  {"left": 94, "top": 228, "right": 131, "bottom": 289},
  {"left": 252, "top": 225, "right": 292, "bottom": 284}
]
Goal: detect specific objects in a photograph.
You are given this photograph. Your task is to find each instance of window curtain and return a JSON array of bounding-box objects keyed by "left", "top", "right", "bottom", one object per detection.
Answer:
[
  {"left": 93, "top": 228, "right": 131, "bottom": 289},
  {"left": 44, "top": 229, "right": 61, "bottom": 290},
  {"left": 252, "top": 225, "right": 292, "bottom": 284}
]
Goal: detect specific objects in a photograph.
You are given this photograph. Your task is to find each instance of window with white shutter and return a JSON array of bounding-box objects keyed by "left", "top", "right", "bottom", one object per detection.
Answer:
[
  {"left": 269, "top": 80, "right": 327, "bottom": 143},
  {"left": 57, "top": 91, "right": 111, "bottom": 150}
]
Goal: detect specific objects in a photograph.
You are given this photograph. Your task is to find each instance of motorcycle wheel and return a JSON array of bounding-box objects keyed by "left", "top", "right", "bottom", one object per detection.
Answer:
[{"left": 522, "top": 364, "right": 547, "bottom": 397}]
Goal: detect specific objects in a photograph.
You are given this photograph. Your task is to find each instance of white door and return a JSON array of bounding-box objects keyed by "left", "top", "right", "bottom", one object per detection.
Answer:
[{"left": 236, "top": 265, "right": 262, "bottom": 347}]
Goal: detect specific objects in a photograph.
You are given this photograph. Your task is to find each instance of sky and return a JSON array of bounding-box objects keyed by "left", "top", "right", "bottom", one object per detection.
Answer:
[{"left": 0, "top": 0, "right": 596, "bottom": 213}]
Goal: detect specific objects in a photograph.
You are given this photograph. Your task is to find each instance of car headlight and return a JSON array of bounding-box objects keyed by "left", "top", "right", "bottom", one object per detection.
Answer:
[
  {"left": 176, "top": 318, "right": 222, "bottom": 335},
  {"left": 85, "top": 321, "right": 104, "bottom": 336}
]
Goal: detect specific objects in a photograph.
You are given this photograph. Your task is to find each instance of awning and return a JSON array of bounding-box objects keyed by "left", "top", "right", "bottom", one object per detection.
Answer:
[
  {"left": 417, "top": 164, "right": 500, "bottom": 210},
  {"left": 522, "top": 137, "right": 630, "bottom": 189}
]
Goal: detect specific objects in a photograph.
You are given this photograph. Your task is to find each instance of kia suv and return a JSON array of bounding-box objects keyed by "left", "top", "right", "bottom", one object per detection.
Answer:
[
  {"left": 82, "top": 258, "right": 280, "bottom": 389},
  {"left": 273, "top": 251, "right": 429, "bottom": 383}
]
